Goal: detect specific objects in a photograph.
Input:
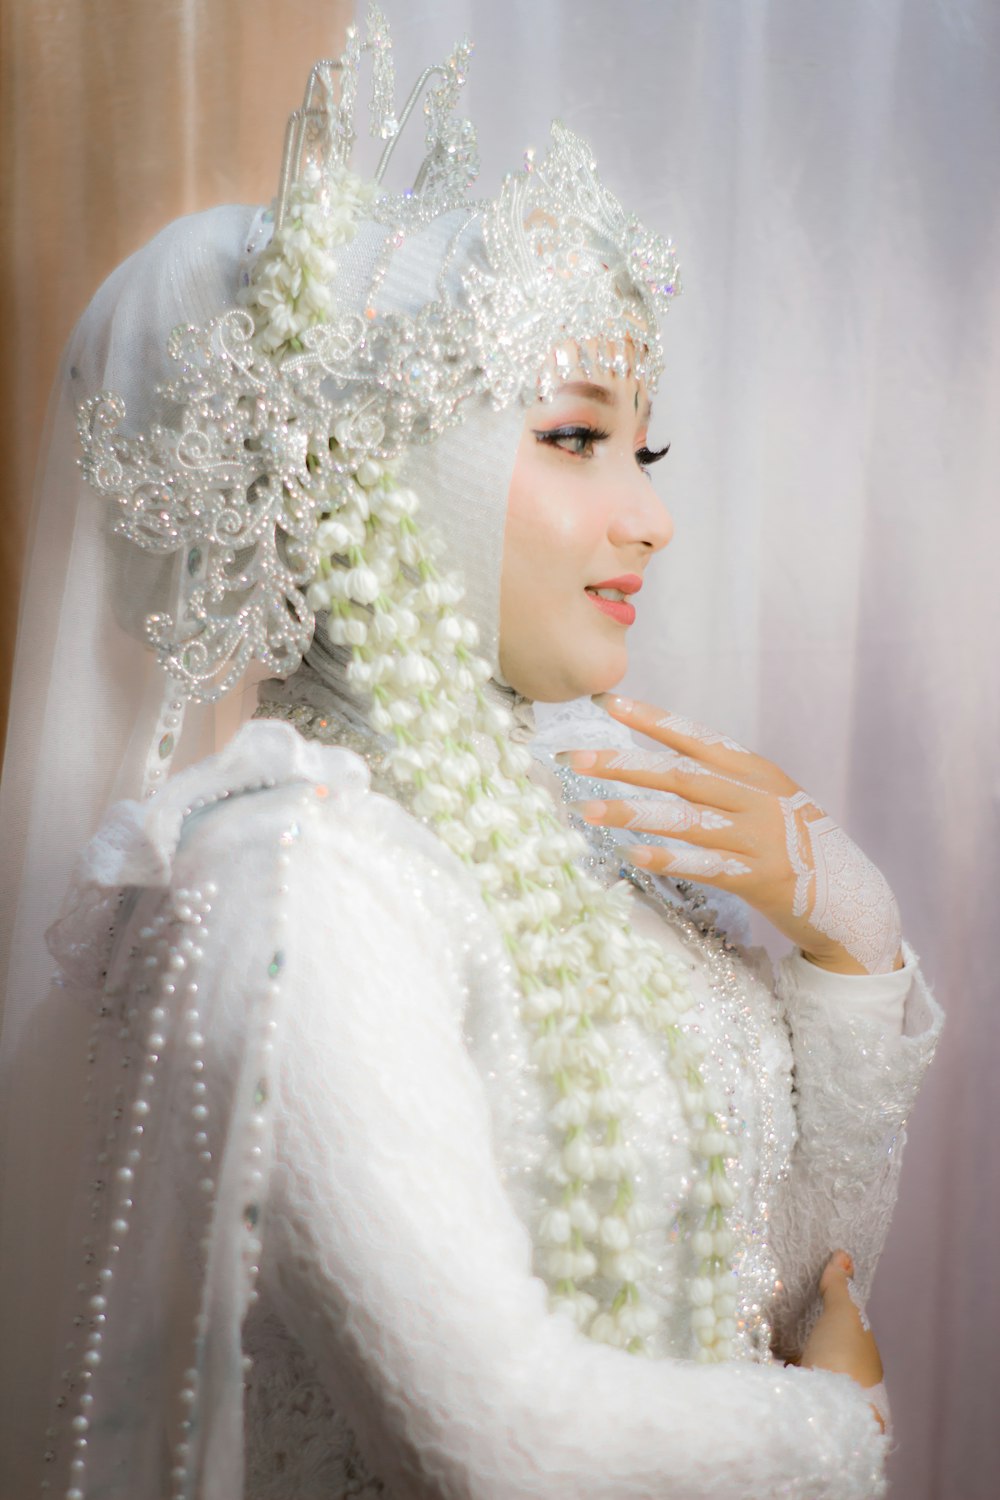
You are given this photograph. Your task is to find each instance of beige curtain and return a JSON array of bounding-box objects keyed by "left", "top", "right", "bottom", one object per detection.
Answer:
[{"left": 0, "top": 0, "right": 354, "bottom": 757}]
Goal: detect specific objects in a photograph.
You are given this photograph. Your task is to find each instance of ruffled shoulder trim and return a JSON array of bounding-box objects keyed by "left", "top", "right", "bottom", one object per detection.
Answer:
[
  {"left": 46, "top": 723, "right": 370, "bottom": 991},
  {"left": 77, "top": 721, "right": 370, "bottom": 890}
]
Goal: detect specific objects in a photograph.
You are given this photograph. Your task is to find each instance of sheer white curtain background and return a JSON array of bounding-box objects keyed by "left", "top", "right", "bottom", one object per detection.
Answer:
[{"left": 378, "top": 1, "right": 998, "bottom": 1496}]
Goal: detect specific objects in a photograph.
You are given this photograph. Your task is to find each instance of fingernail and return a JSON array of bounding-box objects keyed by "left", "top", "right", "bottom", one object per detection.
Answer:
[
  {"left": 593, "top": 693, "right": 633, "bottom": 713},
  {"left": 554, "top": 750, "right": 597, "bottom": 770},
  {"left": 626, "top": 845, "right": 654, "bottom": 867},
  {"left": 568, "top": 800, "right": 607, "bottom": 822}
]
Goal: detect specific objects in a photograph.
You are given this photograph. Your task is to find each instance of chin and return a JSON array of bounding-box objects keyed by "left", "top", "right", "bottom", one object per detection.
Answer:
[
  {"left": 498, "top": 629, "right": 628, "bottom": 703},
  {"left": 550, "top": 643, "right": 628, "bottom": 703}
]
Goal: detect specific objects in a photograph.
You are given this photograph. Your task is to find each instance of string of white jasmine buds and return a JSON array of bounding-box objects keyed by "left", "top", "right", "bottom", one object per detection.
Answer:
[{"left": 248, "top": 167, "right": 739, "bottom": 1360}]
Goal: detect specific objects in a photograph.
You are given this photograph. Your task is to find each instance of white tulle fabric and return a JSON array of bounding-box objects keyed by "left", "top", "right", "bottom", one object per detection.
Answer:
[{"left": 11, "top": 709, "right": 941, "bottom": 1499}]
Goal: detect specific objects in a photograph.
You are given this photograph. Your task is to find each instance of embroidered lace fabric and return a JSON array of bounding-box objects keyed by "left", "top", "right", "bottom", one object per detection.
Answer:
[
  {"left": 38, "top": 706, "right": 941, "bottom": 1498},
  {"left": 768, "top": 956, "right": 941, "bottom": 1355}
]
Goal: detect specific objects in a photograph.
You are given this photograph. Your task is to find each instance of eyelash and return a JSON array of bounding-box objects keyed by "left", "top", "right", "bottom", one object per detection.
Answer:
[{"left": 533, "top": 424, "right": 670, "bottom": 470}]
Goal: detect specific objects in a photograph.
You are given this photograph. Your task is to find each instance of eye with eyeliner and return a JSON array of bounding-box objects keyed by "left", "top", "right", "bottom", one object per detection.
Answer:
[
  {"left": 533, "top": 423, "right": 611, "bottom": 458},
  {"left": 533, "top": 424, "right": 670, "bottom": 469}
]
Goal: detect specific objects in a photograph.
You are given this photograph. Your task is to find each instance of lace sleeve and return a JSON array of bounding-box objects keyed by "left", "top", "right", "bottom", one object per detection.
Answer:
[
  {"left": 769, "top": 945, "right": 943, "bottom": 1355},
  {"left": 244, "top": 790, "right": 892, "bottom": 1500}
]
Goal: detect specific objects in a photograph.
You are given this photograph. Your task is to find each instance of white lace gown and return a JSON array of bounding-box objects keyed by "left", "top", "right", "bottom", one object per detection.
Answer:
[{"left": 43, "top": 711, "right": 941, "bottom": 1500}]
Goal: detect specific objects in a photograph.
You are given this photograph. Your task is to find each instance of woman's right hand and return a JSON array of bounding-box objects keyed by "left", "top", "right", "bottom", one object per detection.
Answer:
[{"left": 800, "top": 1251, "right": 885, "bottom": 1430}]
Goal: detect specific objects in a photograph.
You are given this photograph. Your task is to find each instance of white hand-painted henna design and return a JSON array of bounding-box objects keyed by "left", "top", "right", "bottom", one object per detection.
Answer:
[
  {"left": 779, "top": 790, "right": 817, "bottom": 917},
  {"left": 655, "top": 712, "right": 750, "bottom": 754},
  {"left": 602, "top": 748, "right": 758, "bottom": 793},
  {"left": 806, "top": 819, "right": 901, "bottom": 974},
  {"left": 779, "top": 793, "right": 901, "bottom": 973},
  {"left": 621, "top": 797, "right": 732, "bottom": 834},
  {"left": 660, "top": 849, "right": 751, "bottom": 879},
  {"left": 604, "top": 747, "right": 709, "bottom": 775}
]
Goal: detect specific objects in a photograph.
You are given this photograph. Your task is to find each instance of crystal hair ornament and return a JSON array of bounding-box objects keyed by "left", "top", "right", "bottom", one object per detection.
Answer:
[{"left": 75, "top": 4, "right": 738, "bottom": 1360}]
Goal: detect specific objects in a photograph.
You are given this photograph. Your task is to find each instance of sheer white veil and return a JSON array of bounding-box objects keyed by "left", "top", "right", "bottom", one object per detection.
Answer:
[
  {"left": 0, "top": 180, "right": 526, "bottom": 1489},
  {"left": 0, "top": 207, "right": 255, "bottom": 1044},
  {"left": 0, "top": 203, "right": 257, "bottom": 1492}
]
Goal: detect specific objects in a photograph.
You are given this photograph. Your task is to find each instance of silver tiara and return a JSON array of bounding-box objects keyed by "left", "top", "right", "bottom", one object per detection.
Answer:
[{"left": 78, "top": 5, "right": 681, "bottom": 702}]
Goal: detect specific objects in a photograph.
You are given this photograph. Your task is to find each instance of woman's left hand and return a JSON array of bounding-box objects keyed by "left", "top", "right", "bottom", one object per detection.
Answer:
[{"left": 556, "top": 693, "right": 902, "bottom": 976}]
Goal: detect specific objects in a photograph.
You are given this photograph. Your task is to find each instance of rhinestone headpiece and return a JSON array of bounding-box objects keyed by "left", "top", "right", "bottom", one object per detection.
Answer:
[{"left": 77, "top": 4, "right": 681, "bottom": 702}]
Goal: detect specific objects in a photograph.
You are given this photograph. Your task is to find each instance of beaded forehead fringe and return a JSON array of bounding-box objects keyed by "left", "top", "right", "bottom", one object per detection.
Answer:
[{"left": 73, "top": 3, "right": 739, "bottom": 1362}]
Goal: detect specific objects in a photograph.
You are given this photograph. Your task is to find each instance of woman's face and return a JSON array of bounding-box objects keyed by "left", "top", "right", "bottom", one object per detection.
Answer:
[{"left": 499, "top": 363, "right": 673, "bottom": 701}]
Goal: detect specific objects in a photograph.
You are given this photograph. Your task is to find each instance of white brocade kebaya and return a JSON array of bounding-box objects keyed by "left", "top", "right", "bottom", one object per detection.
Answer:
[{"left": 44, "top": 709, "right": 941, "bottom": 1500}]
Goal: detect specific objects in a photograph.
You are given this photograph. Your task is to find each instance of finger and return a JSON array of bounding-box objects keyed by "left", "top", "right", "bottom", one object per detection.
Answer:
[
  {"left": 570, "top": 796, "right": 734, "bottom": 839},
  {"left": 819, "top": 1250, "right": 855, "bottom": 1298},
  {"left": 554, "top": 747, "right": 756, "bottom": 807},
  {"left": 625, "top": 843, "right": 752, "bottom": 881},
  {"left": 594, "top": 693, "right": 758, "bottom": 767}
]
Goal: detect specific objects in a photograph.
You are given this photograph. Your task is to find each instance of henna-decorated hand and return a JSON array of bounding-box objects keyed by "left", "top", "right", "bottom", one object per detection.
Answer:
[{"left": 556, "top": 695, "right": 902, "bottom": 975}]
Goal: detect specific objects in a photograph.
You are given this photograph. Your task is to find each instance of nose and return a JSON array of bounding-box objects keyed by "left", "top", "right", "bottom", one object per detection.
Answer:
[{"left": 607, "top": 464, "right": 674, "bottom": 554}]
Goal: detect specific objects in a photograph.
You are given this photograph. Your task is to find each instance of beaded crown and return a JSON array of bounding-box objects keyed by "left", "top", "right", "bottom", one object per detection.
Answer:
[{"left": 77, "top": 4, "right": 681, "bottom": 703}]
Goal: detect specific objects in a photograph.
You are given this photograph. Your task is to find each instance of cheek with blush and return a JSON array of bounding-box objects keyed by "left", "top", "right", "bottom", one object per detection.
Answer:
[{"left": 498, "top": 433, "right": 632, "bottom": 701}]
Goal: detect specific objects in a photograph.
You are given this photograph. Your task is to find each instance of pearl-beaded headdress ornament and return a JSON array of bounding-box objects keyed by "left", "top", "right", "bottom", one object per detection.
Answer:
[{"left": 76, "top": 4, "right": 737, "bottom": 1360}]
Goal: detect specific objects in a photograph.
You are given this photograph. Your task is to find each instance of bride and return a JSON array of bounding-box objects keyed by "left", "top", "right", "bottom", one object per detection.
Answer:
[{"left": 0, "top": 10, "right": 940, "bottom": 1497}]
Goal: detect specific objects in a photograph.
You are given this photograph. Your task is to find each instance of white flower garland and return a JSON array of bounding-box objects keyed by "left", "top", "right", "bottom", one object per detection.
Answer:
[{"left": 246, "top": 168, "right": 739, "bottom": 1360}]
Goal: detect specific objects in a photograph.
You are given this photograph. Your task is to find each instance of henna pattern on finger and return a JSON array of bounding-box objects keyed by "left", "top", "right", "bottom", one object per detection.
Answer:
[
  {"left": 660, "top": 849, "right": 751, "bottom": 878},
  {"left": 605, "top": 747, "right": 709, "bottom": 775},
  {"left": 654, "top": 713, "right": 750, "bottom": 754},
  {"left": 602, "top": 748, "right": 758, "bottom": 793},
  {"left": 621, "top": 797, "right": 732, "bottom": 834}
]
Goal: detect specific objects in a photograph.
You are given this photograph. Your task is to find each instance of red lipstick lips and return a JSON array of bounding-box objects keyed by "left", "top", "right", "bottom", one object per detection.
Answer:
[{"left": 584, "top": 574, "right": 642, "bottom": 626}]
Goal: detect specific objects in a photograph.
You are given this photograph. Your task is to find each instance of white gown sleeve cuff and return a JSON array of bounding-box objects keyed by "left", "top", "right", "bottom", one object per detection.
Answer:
[{"left": 782, "top": 943, "right": 919, "bottom": 1036}]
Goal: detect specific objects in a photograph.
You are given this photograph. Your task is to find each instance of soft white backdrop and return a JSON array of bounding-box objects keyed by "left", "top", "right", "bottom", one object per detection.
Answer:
[{"left": 378, "top": 2, "right": 999, "bottom": 1496}]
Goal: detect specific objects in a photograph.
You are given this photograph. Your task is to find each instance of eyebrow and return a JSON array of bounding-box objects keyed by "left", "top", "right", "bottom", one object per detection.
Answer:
[{"left": 557, "top": 380, "right": 653, "bottom": 424}]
